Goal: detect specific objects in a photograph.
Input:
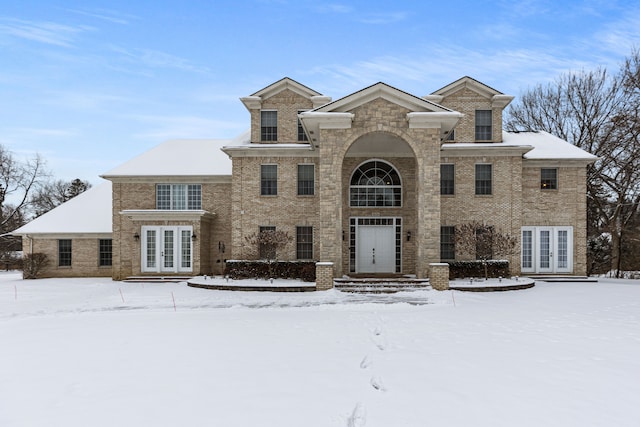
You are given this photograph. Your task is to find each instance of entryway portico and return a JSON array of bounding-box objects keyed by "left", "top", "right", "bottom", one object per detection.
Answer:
[{"left": 300, "top": 82, "right": 463, "bottom": 279}]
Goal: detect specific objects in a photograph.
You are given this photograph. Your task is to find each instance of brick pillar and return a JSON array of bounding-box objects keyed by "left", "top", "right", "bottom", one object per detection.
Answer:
[
  {"left": 315, "top": 262, "right": 334, "bottom": 291},
  {"left": 429, "top": 263, "right": 450, "bottom": 291}
]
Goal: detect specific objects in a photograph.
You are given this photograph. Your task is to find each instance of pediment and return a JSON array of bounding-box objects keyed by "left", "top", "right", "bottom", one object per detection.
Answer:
[
  {"left": 251, "top": 77, "right": 322, "bottom": 100},
  {"left": 314, "top": 82, "right": 453, "bottom": 114},
  {"left": 427, "top": 76, "right": 514, "bottom": 107},
  {"left": 241, "top": 77, "right": 329, "bottom": 110}
]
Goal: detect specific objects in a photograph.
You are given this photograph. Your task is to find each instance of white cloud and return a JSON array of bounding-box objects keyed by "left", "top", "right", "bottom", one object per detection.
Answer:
[
  {"left": 0, "top": 18, "right": 92, "bottom": 47},
  {"left": 64, "top": 8, "right": 136, "bottom": 25},
  {"left": 109, "top": 45, "right": 211, "bottom": 74}
]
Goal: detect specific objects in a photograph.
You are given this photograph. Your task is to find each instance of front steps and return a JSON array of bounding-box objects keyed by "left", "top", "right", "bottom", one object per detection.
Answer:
[{"left": 335, "top": 276, "right": 430, "bottom": 293}]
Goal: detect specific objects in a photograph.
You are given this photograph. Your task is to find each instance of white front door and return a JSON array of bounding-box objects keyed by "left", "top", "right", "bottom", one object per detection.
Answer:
[
  {"left": 521, "top": 226, "right": 573, "bottom": 274},
  {"left": 356, "top": 223, "right": 396, "bottom": 273},
  {"left": 142, "top": 226, "right": 193, "bottom": 273}
]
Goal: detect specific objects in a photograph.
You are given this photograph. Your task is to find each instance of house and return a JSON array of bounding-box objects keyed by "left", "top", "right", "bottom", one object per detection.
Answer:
[{"left": 13, "top": 76, "right": 597, "bottom": 287}]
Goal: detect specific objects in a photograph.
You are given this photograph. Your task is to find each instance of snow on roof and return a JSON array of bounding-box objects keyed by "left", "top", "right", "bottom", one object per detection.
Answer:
[
  {"left": 223, "top": 129, "right": 251, "bottom": 147},
  {"left": 102, "top": 138, "right": 233, "bottom": 177},
  {"left": 504, "top": 131, "right": 598, "bottom": 160},
  {"left": 12, "top": 181, "right": 112, "bottom": 235},
  {"left": 444, "top": 131, "right": 597, "bottom": 161}
]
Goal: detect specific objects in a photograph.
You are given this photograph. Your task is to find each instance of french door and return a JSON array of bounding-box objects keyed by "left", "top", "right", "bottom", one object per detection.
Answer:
[
  {"left": 350, "top": 217, "right": 402, "bottom": 274},
  {"left": 521, "top": 226, "right": 573, "bottom": 274},
  {"left": 141, "top": 226, "right": 193, "bottom": 273}
]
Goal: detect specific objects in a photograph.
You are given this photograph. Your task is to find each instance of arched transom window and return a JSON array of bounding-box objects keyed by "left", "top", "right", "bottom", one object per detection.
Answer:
[{"left": 350, "top": 160, "right": 402, "bottom": 207}]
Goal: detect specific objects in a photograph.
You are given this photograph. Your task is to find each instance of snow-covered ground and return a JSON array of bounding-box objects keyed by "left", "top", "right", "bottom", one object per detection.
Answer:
[{"left": 1, "top": 272, "right": 639, "bottom": 427}]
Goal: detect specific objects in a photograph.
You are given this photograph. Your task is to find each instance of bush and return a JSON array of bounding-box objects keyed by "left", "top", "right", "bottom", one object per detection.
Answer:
[
  {"left": 21, "top": 253, "right": 49, "bottom": 279},
  {"left": 224, "top": 260, "right": 316, "bottom": 282},
  {"left": 448, "top": 260, "right": 510, "bottom": 279}
]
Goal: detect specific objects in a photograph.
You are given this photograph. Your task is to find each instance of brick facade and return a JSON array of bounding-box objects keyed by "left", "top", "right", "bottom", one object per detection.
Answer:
[
  {"left": 18, "top": 77, "right": 594, "bottom": 283},
  {"left": 22, "top": 236, "right": 112, "bottom": 278}
]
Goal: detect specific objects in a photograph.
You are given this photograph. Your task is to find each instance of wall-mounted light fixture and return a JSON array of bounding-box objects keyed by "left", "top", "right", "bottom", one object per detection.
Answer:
[
  {"left": 191, "top": 233, "right": 197, "bottom": 241},
  {"left": 406, "top": 231, "right": 412, "bottom": 241},
  {"left": 342, "top": 230, "right": 345, "bottom": 241},
  {"left": 134, "top": 232, "right": 140, "bottom": 241}
]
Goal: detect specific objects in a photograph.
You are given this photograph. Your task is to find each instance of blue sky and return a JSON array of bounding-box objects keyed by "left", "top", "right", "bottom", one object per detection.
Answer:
[{"left": 1, "top": 0, "right": 639, "bottom": 184}]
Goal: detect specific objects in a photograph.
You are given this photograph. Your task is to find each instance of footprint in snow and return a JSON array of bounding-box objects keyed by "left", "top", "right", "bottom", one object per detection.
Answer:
[
  {"left": 360, "top": 355, "right": 372, "bottom": 369},
  {"left": 346, "top": 402, "right": 366, "bottom": 427},
  {"left": 370, "top": 376, "right": 386, "bottom": 392}
]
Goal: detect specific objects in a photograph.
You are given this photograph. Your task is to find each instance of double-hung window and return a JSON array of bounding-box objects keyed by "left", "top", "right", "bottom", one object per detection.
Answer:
[
  {"left": 475, "top": 164, "right": 492, "bottom": 195},
  {"left": 475, "top": 110, "right": 492, "bottom": 141},
  {"left": 296, "top": 226, "right": 313, "bottom": 259},
  {"left": 156, "top": 184, "right": 202, "bottom": 210},
  {"left": 261, "top": 165, "right": 277, "bottom": 195},
  {"left": 99, "top": 239, "right": 113, "bottom": 267},
  {"left": 440, "top": 164, "right": 455, "bottom": 195},
  {"left": 58, "top": 239, "right": 72, "bottom": 267},
  {"left": 440, "top": 226, "right": 455, "bottom": 260},
  {"left": 297, "top": 164, "right": 314, "bottom": 196},
  {"left": 541, "top": 168, "right": 558, "bottom": 190},
  {"left": 261, "top": 110, "right": 277, "bottom": 141}
]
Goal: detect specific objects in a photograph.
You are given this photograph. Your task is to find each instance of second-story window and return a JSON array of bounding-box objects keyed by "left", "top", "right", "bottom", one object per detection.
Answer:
[
  {"left": 156, "top": 184, "right": 202, "bottom": 210},
  {"left": 541, "top": 168, "right": 558, "bottom": 190},
  {"left": 261, "top": 164, "right": 278, "bottom": 195},
  {"left": 475, "top": 110, "right": 492, "bottom": 141},
  {"left": 261, "top": 110, "right": 277, "bottom": 141}
]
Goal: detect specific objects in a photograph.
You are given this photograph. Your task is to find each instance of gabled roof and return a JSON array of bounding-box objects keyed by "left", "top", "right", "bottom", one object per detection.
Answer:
[
  {"left": 240, "top": 77, "right": 329, "bottom": 111},
  {"left": 101, "top": 138, "right": 232, "bottom": 178},
  {"left": 315, "top": 82, "right": 453, "bottom": 113},
  {"left": 12, "top": 181, "right": 112, "bottom": 235},
  {"left": 428, "top": 76, "right": 514, "bottom": 108},
  {"left": 250, "top": 77, "right": 322, "bottom": 99},
  {"left": 431, "top": 76, "right": 504, "bottom": 97}
]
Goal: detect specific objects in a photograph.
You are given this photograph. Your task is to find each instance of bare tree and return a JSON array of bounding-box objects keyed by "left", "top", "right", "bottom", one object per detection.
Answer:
[
  {"left": 454, "top": 222, "right": 518, "bottom": 279},
  {"left": 244, "top": 229, "right": 293, "bottom": 278},
  {"left": 505, "top": 53, "right": 640, "bottom": 276},
  {"left": 31, "top": 178, "right": 92, "bottom": 218},
  {"left": 0, "top": 146, "right": 48, "bottom": 233},
  {"left": 245, "top": 229, "right": 293, "bottom": 260}
]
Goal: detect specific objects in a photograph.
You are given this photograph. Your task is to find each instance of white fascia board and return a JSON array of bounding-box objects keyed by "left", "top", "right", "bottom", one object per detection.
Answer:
[
  {"left": 311, "top": 95, "right": 332, "bottom": 108},
  {"left": 407, "top": 112, "right": 464, "bottom": 130},
  {"left": 240, "top": 96, "right": 262, "bottom": 111},
  {"left": 221, "top": 144, "right": 316, "bottom": 157},
  {"left": 303, "top": 112, "right": 354, "bottom": 129},
  {"left": 19, "top": 232, "right": 113, "bottom": 239},
  {"left": 492, "top": 94, "right": 515, "bottom": 108},
  {"left": 120, "top": 210, "right": 215, "bottom": 221},
  {"left": 103, "top": 175, "right": 232, "bottom": 184},
  {"left": 441, "top": 143, "right": 533, "bottom": 157}
]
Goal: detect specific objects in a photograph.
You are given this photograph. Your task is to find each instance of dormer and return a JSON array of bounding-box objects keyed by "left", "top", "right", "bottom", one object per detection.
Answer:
[
  {"left": 240, "top": 77, "right": 331, "bottom": 144},
  {"left": 425, "top": 76, "right": 514, "bottom": 143}
]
